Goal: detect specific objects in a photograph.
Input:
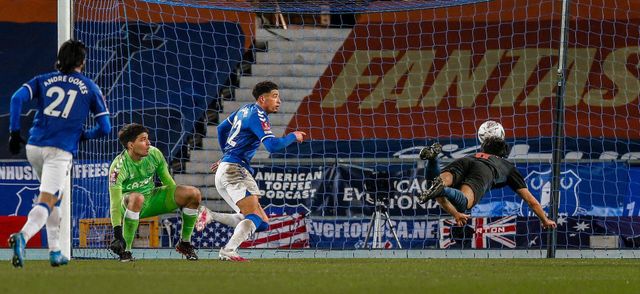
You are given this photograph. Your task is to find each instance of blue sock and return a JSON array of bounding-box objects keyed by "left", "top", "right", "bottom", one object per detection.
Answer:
[
  {"left": 245, "top": 214, "right": 269, "bottom": 232},
  {"left": 442, "top": 187, "right": 468, "bottom": 213},
  {"left": 425, "top": 158, "right": 441, "bottom": 181}
]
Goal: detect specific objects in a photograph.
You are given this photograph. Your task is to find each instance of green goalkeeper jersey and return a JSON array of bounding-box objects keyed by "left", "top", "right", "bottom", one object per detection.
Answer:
[{"left": 108, "top": 146, "right": 175, "bottom": 226}]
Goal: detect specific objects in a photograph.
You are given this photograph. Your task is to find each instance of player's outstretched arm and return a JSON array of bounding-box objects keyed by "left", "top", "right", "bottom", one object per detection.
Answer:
[
  {"left": 262, "top": 131, "right": 306, "bottom": 153},
  {"left": 291, "top": 131, "right": 306, "bottom": 143},
  {"left": 436, "top": 197, "right": 470, "bottom": 226},
  {"left": 516, "top": 188, "right": 557, "bottom": 229}
]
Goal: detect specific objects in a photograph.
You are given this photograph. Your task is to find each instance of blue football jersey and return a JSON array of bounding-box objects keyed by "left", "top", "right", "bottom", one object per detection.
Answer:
[
  {"left": 221, "top": 104, "right": 275, "bottom": 171},
  {"left": 22, "top": 71, "right": 109, "bottom": 154}
]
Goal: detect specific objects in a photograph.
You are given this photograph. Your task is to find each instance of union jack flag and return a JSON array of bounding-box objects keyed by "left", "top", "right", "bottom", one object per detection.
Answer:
[
  {"left": 439, "top": 219, "right": 457, "bottom": 248},
  {"left": 439, "top": 216, "right": 517, "bottom": 249}
]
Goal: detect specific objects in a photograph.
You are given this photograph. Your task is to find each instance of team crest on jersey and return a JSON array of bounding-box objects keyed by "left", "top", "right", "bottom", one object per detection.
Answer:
[
  {"left": 261, "top": 121, "right": 271, "bottom": 131},
  {"left": 519, "top": 169, "right": 582, "bottom": 216}
]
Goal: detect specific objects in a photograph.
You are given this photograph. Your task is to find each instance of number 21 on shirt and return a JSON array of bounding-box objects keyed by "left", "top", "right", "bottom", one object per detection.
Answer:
[{"left": 44, "top": 86, "right": 77, "bottom": 118}]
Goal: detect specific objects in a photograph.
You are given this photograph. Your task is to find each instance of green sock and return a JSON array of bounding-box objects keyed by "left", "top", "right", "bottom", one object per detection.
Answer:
[
  {"left": 181, "top": 208, "right": 198, "bottom": 242},
  {"left": 123, "top": 212, "right": 140, "bottom": 251}
]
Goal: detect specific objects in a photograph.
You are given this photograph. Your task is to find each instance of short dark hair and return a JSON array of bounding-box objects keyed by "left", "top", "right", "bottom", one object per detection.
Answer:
[
  {"left": 481, "top": 136, "right": 510, "bottom": 158},
  {"left": 252, "top": 81, "right": 279, "bottom": 100},
  {"left": 56, "top": 39, "right": 87, "bottom": 74},
  {"left": 118, "top": 123, "right": 149, "bottom": 149}
]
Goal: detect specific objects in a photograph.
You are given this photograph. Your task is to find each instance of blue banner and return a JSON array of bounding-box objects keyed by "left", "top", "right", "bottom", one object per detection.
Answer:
[
  {"left": 253, "top": 162, "right": 637, "bottom": 218},
  {"left": 165, "top": 215, "right": 640, "bottom": 249},
  {"left": 0, "top": 160, "right": 111, "bottom": 247},
  {"left": 3, "top": 160, "right": 639, "bottom": 249},
  {"left": 0, "top": 161, "right": 41, "bottom": 216},
  {"left": 477, "top": 162, "right": 636, "bottom": 217},
  {"left": 308, "top": 218, "right": 439, "bottom": 249}
]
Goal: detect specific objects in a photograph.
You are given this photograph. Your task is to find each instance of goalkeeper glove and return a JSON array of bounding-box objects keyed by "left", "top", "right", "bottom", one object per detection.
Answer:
[{"left": 8, "top": 131, "right": 25, "bottom": 155}]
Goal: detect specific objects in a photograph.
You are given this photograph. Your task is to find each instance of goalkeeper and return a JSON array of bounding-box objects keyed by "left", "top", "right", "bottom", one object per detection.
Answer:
[
  {"left": 418, "top": 137, "right": 556, "bottom": 229},
  {"left": 108, "top": 123, "right": 201, "bottom": 261}
]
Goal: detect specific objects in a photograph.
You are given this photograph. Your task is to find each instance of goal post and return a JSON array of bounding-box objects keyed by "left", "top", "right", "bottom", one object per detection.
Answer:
[{"left": 58, "top": 0, "right": 72, "bottom": 259}]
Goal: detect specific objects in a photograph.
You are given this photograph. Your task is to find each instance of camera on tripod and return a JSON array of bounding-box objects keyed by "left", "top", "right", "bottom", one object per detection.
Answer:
[
  {"left": 363, "top": 170, "right": 392, "bottom": 202},
  {"left": 362, "top": 170, "right": 402, "bottom": 249}
]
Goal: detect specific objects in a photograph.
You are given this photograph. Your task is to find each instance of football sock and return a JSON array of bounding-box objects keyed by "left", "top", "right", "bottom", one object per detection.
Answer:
[
  {"left": 224, "top": 219, "right": 256, "bottom": 251},
  {"left": 20, "top": 203, "right": 50, "bottom": 242},
  {"left": 123, "top": 209, "right": 140, "bottom": 251},
  {"left": 181, "top": 207, "right": 198, "bottom": 242},
  {"left": 442, "top": 187, "right": 469, "bottom": 213},
  {"left": 46, "top": 206, "right": 62, "bottom": 252}
]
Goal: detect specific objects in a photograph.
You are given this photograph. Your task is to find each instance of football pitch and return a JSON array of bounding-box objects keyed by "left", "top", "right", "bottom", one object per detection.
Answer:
[{"left": 0, "top": 259, "right": 638, "bottom": 293}]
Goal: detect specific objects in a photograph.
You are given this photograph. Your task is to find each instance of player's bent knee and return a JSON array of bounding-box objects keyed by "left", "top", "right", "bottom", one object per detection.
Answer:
[
  {"left": 127, "top": 193, "right": 145, "bottom": 209},
  {"left": 38, "top": 192, "right": 57, "bottom": 205},
  {"left": 245, "top": 213, "right": 269, "bottom": 232},
  {"left": 465, "top": 196, "right": 474, "bottom": 209},
  {"left": 191, "top": 187, "right": 202, "bottom": 203},
  {"left": 38, "top": 193, "right": 58, "bottom": 209},
  {"left": 176, "top": 185, "right": 200, "bottom": 201},
  {"left": 440, "top": 172, "right": 454, "bottom": 186}
]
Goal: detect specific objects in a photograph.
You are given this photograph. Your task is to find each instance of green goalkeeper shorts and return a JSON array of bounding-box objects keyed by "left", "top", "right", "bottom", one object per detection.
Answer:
[{"left": 120, "top": 185, "right": 179, "bottom": 219}]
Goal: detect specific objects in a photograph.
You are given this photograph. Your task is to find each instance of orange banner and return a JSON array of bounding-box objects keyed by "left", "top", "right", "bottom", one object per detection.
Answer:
[
  {"left": 0, "top": 0, "right": 255, "bottom": 49},
  {"left": 290, "top": 0, "right": 640, "bottom": 140}
]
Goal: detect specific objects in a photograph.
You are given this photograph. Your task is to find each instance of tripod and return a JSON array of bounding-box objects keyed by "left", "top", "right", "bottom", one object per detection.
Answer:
[{"left": 364, "top": 197, "right": 402, "bottom": 249}]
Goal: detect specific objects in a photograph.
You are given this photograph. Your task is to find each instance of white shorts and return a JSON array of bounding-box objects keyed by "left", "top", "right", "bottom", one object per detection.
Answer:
[
  {"left": 26, "top": 144, "right": 73, "bottom": 198},
  {"left": 214, "top": 162, "right": 260, "bottom": 213}
]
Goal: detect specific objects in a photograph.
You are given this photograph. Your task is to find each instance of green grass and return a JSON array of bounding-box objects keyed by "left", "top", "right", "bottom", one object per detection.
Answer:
[{"left": 1, "top": 259, "right": 639, "bottom": 294}]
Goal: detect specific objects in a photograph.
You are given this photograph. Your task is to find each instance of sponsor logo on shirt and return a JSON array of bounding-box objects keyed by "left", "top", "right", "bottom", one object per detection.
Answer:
[{"left": 125, "top": 176, "right": 154, "bottom": 190}]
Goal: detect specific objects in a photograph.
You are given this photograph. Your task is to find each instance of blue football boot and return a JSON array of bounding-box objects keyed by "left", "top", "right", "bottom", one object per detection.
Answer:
[
  {"left": 49, "top": 250, "right": 69, "bottom": 267},
  {"left": 8, "top": 233, "right": 26, "bottom": 268}
]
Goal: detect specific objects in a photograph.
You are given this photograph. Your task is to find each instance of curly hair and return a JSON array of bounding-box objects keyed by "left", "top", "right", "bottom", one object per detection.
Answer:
[
  {"left": 252, "top": 81, "right": 279, "bottom": 99},
  {"left": 118, "top": 123, "right": 149, "bottom": 149},
  {"left": 481, "top": 136, "right": 510, "bottom": 158}
]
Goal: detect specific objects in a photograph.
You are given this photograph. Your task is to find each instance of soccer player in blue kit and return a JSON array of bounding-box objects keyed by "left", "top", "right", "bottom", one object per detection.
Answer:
[
  {"left": 7, "top": 39, "right": 111, "bottom": 267},
  {"left": 202, "top": 81, "right": 305, "bottom": 261}
]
